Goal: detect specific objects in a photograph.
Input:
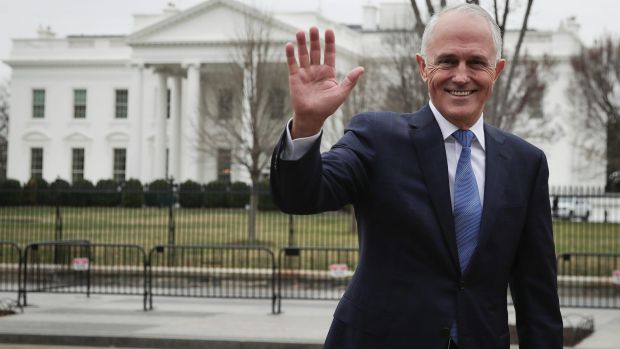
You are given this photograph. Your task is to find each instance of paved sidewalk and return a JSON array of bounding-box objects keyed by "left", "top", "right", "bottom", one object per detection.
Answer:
[{"left": 0, "top": 292, "right": 618, "bottom": 348}]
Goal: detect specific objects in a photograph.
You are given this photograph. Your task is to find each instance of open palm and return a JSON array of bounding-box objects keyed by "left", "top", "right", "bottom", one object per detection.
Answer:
[{"left": 286, "top": 27, "right": 364, "bottom": 138}]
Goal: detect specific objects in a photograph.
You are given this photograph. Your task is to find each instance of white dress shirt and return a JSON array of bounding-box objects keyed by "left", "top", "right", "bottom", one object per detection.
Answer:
[{"left": 280, "top": 101, "right": 486, "bottom": 208}]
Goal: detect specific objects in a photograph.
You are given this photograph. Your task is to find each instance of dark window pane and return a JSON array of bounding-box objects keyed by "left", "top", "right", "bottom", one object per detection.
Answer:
[
  {"left": 115, "top": 89, "right": 128, "bottom": 119},
  {"left": 113, "top": 148, "right": 126, "bottom": 182},
  {"left": 30, "top": 148, "right": 43, "bottom": 180},
  {"left": 72, "top": 148, "right": 84, "bottom": 183},
  {"left": 74, "top": 89, "right": 87, "bottom": 118},
  {"left": 32, "top": 89, "right": 45, "bottom": 118},
  {"left": 217, "top": 148, "right": 231, "bottom": 182}
]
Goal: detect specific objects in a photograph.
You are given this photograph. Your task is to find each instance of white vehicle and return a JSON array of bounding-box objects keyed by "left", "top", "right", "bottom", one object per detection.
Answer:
[{"left": 551, "top": 197, "right": 591, "bottom": 221}]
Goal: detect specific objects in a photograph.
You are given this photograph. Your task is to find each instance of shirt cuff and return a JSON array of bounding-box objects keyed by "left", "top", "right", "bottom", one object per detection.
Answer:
[{"left": 281, "top": 118, "right": 322, "bottom": 160}]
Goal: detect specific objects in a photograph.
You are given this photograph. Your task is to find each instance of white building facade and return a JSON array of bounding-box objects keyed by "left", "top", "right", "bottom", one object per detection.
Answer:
[{"left": 4, "top": 0, "right": 605, "bottom": 187}]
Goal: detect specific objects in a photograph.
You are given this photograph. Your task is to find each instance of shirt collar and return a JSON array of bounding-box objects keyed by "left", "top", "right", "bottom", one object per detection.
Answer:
[{"left": 428, "top": 100, "right": 486, "bottom": 151}]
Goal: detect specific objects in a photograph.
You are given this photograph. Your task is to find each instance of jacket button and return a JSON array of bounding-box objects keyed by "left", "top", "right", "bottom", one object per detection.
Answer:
[{"left": 459, "top": 280, "right": 465, "bottom": 290}]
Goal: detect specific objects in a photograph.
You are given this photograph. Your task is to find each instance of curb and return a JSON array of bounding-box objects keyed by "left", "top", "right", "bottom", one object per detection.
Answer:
[{"left": 0, "top": 334, "right": 323, "bottom": 349}]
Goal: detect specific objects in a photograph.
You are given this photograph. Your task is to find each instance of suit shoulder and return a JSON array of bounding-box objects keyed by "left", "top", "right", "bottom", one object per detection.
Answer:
[
  {"left": 347, "top": 111, "right": 409, "bottom": 132},
  {"left": 486, "top": 123, "right": 546, "bottom": 159}
]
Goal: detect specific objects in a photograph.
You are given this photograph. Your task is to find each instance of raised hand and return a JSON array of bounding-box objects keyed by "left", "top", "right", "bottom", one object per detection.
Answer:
[{"left": 286, "top": 27, "right": 364, "bottom": 139}]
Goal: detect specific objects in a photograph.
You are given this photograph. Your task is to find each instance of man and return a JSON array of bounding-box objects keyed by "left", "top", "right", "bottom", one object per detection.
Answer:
[{"left": 270, "top": 4, "right": 562, "bottom": 349}]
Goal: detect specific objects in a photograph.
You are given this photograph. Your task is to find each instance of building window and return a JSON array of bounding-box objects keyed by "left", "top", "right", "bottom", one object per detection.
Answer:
[
  {"left": 115, "top": 89, "right": 128, "bottom": 119},
  {"left": 71, "top": 148, "right": 85, "bottom": 183},
  {"left": 218, "top": 89, "right": 233, "bottom": 120},
  {"left": 32, "top": 89, "right": 45, "bottom": 119},
  {"left": 217, "top": 148, "right": 231, "bottom": 183},
  {"left": 74, "top": 89, "right": 87, "bottom": 119},
  {"left": 270, "top": 88, "right": 285, "bottom": 120},
  {"left": 30, "top": 148, "right": 43, "bottom": 180},
  {"left": 167, "top": 89, "right": 171, "bottom": 119},
  {"left": 113, "top": 148, "right": 126, "bottom": 182}
]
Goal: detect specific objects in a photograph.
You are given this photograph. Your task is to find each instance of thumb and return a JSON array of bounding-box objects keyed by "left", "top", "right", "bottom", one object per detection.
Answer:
[{"left": 339, "top": 66, "right": 365, "bottom": 95}]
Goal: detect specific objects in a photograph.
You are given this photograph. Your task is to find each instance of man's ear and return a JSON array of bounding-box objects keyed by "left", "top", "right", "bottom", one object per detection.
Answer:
[
  {"left": 415, "top": 54, "right": 428, "bottom": 82},
  {"left": 494, "top": 59, "right": 506, "bottom": 81}
]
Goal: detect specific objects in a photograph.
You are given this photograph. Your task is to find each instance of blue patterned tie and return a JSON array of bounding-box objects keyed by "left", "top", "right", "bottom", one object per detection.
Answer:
[{"left": 450, "top": 129, "right": 482, "bottom": 344}]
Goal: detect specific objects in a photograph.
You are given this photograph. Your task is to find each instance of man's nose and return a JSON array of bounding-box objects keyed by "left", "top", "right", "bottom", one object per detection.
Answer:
[{"left": 451, "top": 62, "right": 470, "bottom": 84}]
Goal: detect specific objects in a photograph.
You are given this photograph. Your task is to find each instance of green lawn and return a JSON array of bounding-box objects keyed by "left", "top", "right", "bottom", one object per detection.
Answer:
[{"left": 1, "top": 206, "right": 618, "bottom": 255}]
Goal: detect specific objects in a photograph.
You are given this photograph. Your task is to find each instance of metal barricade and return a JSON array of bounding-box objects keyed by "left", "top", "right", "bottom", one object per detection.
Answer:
[
  {"left": 277, "top": 247, "right": 359, "bottom": 313},
  {"left": 22, "top": 241, "right": 148, "bottom": 309},
  {"left": 557, "top": 252, "right": 620, "bottom": 308},
  {"left": 22, "top": 240, "right": 91, "bottom": 306},
  {"left": 148, "top": 245, "right": 277, "bottom": 313},
  {"left": 0, "top": 241, "right": 22, "bottom": 306}
]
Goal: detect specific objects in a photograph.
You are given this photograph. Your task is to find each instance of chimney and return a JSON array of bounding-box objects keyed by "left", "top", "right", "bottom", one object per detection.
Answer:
[
  {"left": 163, "top": 2, "right": 180, "bottom": 15},
  {"left": 559, "top": 16, "right": 580, "bottom": 36},
  {"left": 362, "top": 2, "right": 378, "bottom": 31},
  {"left": 37, "top": 25, "right": 56, "bottom": 39}
]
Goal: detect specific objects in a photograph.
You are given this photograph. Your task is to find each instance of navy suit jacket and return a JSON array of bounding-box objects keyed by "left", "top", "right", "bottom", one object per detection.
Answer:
[{"left": 270, "top": 105, "right": 562, "bottom": 349}]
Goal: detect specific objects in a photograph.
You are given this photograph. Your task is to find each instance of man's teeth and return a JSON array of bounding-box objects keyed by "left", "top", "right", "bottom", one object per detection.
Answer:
[{"left": 448, "top": 90, "right": 473, "bottom": 96}]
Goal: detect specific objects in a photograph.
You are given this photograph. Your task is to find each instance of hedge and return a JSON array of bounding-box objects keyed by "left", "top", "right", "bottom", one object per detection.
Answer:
[
  {"left": 122, "top": 179, "right": 144, "bottom": 207},
  {"left": 0, "top": 179, "right": 21, "bottom": 206},
  {"left": 179, "top": 180, "right": 203, "bottom": 208}
]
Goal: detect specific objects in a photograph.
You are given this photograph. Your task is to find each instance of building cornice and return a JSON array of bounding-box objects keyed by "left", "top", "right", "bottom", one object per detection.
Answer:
[{"left": 4, "top": 59, "right": 129, "bottom": 68}]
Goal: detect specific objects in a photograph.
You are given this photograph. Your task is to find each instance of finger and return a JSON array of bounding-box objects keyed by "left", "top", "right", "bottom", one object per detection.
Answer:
[
  {"left": 324, "top": 29, "right": 336, "bottom": 68},
  {"left": 309, "top": 27, "right": 321, "bottom": 65},
  {"left": 296, "top": 31, "right": 310, "bottom": 68},
  {"left": 285, "top": 43, "right": 299, "bottom": 75},
  {"left": 339, "top": 66, "right": 365, "bottom": 95}
]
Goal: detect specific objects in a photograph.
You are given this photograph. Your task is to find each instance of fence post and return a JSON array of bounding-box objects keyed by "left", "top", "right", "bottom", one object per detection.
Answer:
[
  {"left": 288, "top": 214, "right": 295, "bottom": 247},
  {"left": 54, "top": 200, "right": 63, "bottom": 264},
  {"left": 167, "top": 180, "right": 176, "bottom": 267}
]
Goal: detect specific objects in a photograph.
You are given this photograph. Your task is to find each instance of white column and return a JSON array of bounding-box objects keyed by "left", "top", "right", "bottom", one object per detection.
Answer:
[
  {"left": 170, "top": 75, "right": 182, "bottom": 181},
  {"left": 184, "top": 61, "right": 202, "bottom": 182},
  {"left": 236, "top": 65, "right": 253, "bottom": 184},
  {"left": 154, "top": 69, "right": 168, "bottom": 179},
  {"left": 129, "top": 62, "right": 144, "bottom": 181}
]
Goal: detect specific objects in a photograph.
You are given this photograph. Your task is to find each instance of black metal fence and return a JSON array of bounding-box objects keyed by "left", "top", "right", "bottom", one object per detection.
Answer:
[
  {"left": 557, "top": 252, "right": 620, "bottom": 308},
  {"left": 148, "top": 245, "right": 276, "bottom": 313},
  {"left": 0, "top": 185, "right": 619, "bottom": 310},
  {"left": 277, "top": 247, "right": 358, "bottom": 313},
  {"left": 0, "top": 241, "right": 21, "bottom": 304}
]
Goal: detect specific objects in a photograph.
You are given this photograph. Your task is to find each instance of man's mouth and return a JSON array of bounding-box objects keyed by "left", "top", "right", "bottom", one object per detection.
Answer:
[{"left": 446, "top": 89, "right": 475, "bottom": 96}]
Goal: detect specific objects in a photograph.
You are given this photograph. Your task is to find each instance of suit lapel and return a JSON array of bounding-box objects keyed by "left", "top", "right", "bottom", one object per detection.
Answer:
[
  {"left": 408, "top": 106, "right": 459, "bottom": 271},
  {"left": 466, "top": 124, "right": 509, "bottom": 276}
]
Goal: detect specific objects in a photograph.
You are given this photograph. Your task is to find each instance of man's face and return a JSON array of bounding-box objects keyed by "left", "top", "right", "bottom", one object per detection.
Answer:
[{"left": 416, "top": 11, "right": 505, "bottom": 128}]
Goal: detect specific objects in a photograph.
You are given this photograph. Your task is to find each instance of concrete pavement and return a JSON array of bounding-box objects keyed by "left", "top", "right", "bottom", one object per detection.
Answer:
[{"left": 0, "top": 292, "right": 618, "bottom": 348}]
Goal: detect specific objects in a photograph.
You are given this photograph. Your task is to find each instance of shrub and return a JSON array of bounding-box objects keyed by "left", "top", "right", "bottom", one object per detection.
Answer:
[
  {"left": 0, "top": 179, "right": 22, "bottom": 206},
  {"left": 145, "top": 179, "right": 173, "bottom": 207},
  {"left": 70, "top": 179, "right": 95, "bottom": 207},
  {"left": 122, "top": 179, "right": 143, "bottom": 207},
  {"left": 50, "top": 178, "right": 71, "bottom": 206},
  {"left": 204, "top": 181, "right": 230, "bottom": 208},
  {"left": 256, "top": 181, "right": 276, "bottom": 211},
  {"left": 229, "top": 181, "right": 250, "bottom": 208},
  {"left": 94, "top": 179, "right": 121, "bottom": 207},
  {"left": 22, "top": 177, "right": 50, "bottom": 206},
  {"left": 179, "top": 180, "right": 203, "bottom": 208}
]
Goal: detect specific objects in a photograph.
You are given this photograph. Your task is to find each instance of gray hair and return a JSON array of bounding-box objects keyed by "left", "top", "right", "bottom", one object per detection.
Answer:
[{"left": 420, "top": 3, "right": 503, "bottom": 62}]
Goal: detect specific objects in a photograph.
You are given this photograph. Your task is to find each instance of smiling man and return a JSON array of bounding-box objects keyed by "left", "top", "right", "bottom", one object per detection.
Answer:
[{"left": 270, "top": 4, "right": 562, "bottom": 349}]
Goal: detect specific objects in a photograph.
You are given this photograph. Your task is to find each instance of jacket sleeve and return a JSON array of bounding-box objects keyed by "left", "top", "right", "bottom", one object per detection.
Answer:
[
  {"left": 270, "top": 114, "right": 375, "bottom": 214},
  {"left": 509, "top": 151, "right": 563, "bottom": 348}
]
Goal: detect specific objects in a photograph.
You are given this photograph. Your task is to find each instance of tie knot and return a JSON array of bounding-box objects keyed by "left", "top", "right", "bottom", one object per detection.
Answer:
[{"left": 453, "top": 129, "right": 475, "bottom": 148}]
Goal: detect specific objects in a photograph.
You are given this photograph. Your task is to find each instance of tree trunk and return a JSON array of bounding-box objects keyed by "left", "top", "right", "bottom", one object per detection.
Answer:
[{"left": 247, "top": 178, "right": 259, "bottom": 243}]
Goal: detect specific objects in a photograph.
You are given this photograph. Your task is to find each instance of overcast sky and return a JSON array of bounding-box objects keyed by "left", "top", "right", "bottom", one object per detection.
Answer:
[{"left": 1, "top": 0, "right": 619, "bottom": 81}]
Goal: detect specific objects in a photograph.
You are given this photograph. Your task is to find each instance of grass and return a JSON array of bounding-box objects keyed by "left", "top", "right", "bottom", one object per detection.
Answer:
[{"left": 1, "top": 207, "right": 618, "bottom": 273}]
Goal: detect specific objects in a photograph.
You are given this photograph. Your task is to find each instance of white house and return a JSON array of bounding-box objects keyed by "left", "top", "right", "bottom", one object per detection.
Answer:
[{"left": 3, "top": 0, "right": 604, "bottom": 187}]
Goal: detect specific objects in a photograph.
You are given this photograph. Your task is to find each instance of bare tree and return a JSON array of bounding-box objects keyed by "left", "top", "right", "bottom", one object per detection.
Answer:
[
  {"left": 380, "top": 28, "right": 427, "bottom": 113},
  {"left": 569, "top": 36, "right": 620, "bottom": 189},
  {"left": 0, "top": 80, "right": 8, "bottom": 180},
  {"left": 196, "top": 11, "right": 290, "bottom": 242},
  {"left": 408, "top": 0, "right": 555, "bottom": 135}
]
